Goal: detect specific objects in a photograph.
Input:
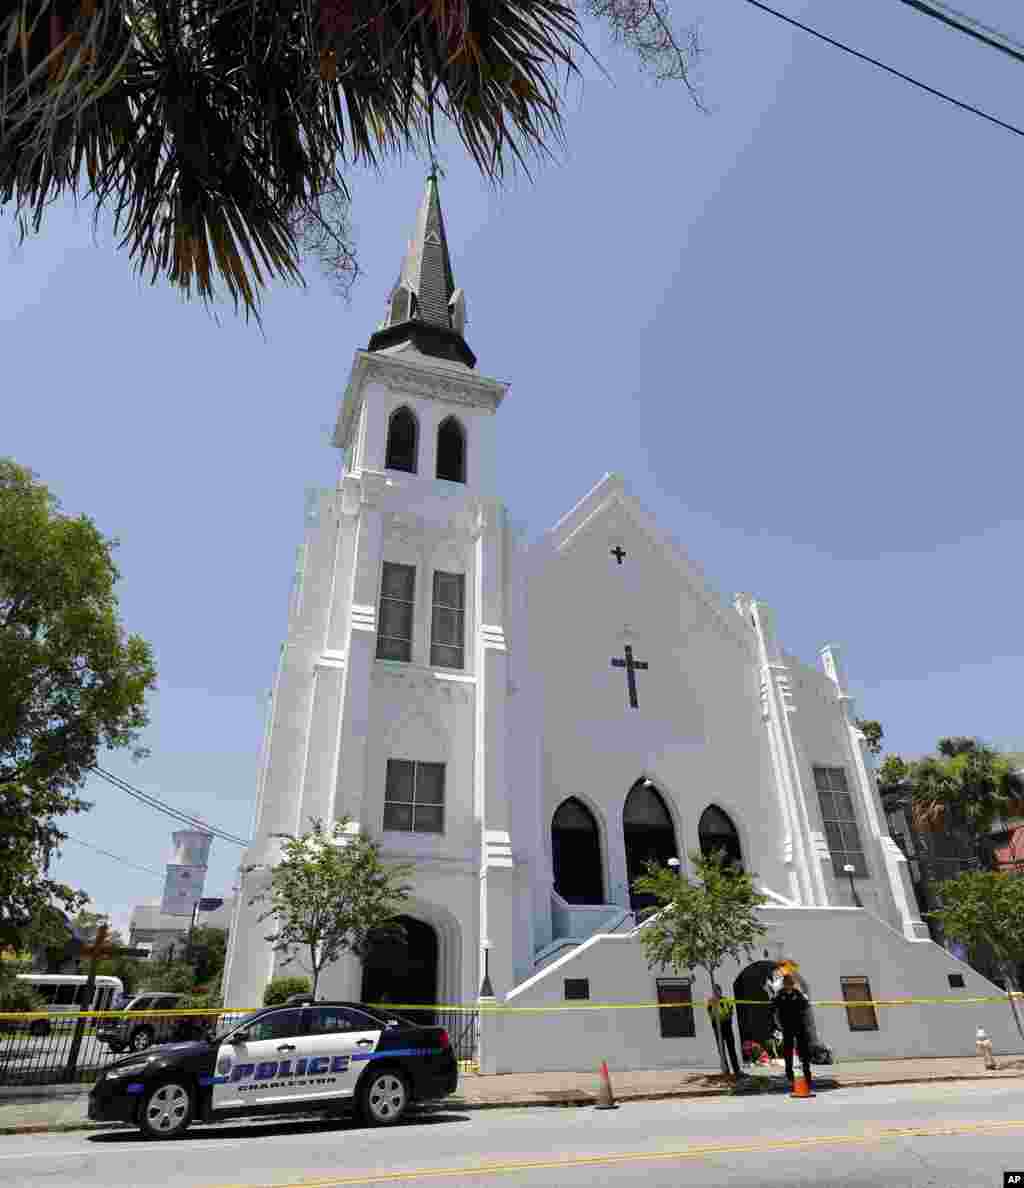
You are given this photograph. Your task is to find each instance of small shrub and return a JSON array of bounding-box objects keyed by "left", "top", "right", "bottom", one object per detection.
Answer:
[
  {"left": 263, "top": 975, "right": 311, "bottom": 1006},
  {"left": 0, "top": 979, "right": 45, "bottom": 1014}
]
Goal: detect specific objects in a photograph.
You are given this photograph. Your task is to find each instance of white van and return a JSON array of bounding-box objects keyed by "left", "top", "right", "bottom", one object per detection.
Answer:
[{"left": 15, "top": 974, "right": 124, "bottom": 1036}]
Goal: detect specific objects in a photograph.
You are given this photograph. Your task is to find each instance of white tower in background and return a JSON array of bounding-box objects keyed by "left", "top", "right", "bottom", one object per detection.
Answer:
[{"left": 160, "top": 828, "right": 212, "bottom": 917}]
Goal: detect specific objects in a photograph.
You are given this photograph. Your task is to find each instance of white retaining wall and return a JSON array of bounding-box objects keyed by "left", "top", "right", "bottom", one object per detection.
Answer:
[{"left": 479, "top": 905, "right": 1021, "bottom": 1074}]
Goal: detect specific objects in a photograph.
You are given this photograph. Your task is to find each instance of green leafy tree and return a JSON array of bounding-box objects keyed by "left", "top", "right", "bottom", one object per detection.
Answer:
[
  {"left": 189, "top": 925, "right": 227, "bottom": 988},
  {"left": 139, "top": 957, "right": 196, "bottom": 995},
  {"left": 926, "top": 870, "right": 1024, "bottom": 1041},
  {"left": 633, "top": 850, "right": 768, "bottom": 1075},
  {"left": 247, "top": 816, "right": 413, "bottom": 999},
  {"left": 0, "top": 459, "right": 157, "bottom": 951},
  {"left": 263, "top": 974, "right": 311, "bottom": 1006},
  {"left": 877, "top": 754, "right": 910, "bottom": 796},
  {"left": 855, "top": 719, "right": 884, "bottom": 757}
]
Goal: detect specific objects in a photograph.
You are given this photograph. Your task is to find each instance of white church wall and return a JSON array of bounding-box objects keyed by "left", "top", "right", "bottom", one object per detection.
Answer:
[
  {"left": 479, "top": 906, "right": 1021, "bottom": 1075},
  {"left": 528, "top": 498, "right": 794, "bottom": 920}
]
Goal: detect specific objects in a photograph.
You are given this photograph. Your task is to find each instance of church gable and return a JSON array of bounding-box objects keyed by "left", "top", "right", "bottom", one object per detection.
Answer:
[{"left": 526, "top": 479, "right": 768, "bottom": 769}]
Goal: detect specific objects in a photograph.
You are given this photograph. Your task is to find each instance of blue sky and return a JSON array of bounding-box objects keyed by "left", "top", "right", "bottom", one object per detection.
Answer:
[{"left": 4, "top": 1, "right": 1023, "bottom": 935}]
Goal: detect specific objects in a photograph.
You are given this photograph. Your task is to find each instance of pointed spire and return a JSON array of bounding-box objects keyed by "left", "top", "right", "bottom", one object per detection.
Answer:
[{"left": 368, "top": 172, "right": 476, "bottom": 369}]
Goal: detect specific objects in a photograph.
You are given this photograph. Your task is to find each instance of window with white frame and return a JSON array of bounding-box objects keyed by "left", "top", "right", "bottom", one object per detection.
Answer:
[
  {"left": 377, "top": 562, "right": 415, "bottom": 662},
  {"left": 814, "top": 765, "right": 868, "bottom": 876},
  {"left": 430, "top": 571, "right": 465, "bottom": 668},
  {"left": 383, "top": 760, "right": 445, "bottom": 833}
]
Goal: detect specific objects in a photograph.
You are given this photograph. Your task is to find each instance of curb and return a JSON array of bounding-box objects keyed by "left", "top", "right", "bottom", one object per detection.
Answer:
[{"left": 2, "top": 1069, "right": 1021, "bottom": 1136}]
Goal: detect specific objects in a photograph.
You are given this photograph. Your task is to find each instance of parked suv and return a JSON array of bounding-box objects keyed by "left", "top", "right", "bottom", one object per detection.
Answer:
[{"left": 98, "top": 992, "right": 188, "bottom": 1054}]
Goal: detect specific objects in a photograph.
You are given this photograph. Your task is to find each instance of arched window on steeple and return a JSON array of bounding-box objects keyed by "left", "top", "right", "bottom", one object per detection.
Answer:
[
  {"left": 436, "top": 416, "right": 465, "bottom": 483},
  {"left": 385, "top": 406, "right": 419, "bottom": 474},
  {"left": 390, "top": 285, "right": 413, "bottom": 325}
]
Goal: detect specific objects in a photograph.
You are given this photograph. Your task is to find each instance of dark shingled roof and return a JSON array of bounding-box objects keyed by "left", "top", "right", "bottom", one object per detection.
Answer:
[{"left": 368, "top": 173, "right": 476, "bottom": 369}]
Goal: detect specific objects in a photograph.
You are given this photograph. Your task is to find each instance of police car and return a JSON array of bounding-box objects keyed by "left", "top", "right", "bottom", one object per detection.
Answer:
[{"left": 87, "top": 997, "right": 458, "bottom": 1139}]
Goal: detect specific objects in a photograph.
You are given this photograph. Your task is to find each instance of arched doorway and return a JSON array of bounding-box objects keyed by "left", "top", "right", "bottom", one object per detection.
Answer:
[
  {"left": 623, "top": 780, "right": 678, "bottom": 914},
  {"left": 551, "top": 798, "right": 604, "bottom": 905},
  {"left": 732, "top": 960, "right": 777, "bottom": 1051},
  {"left": 360, "top": 916, "right": 438, "bottom": 1025},
  {"left": 698, "top": 805, "right": 743, "bottom": 870}
]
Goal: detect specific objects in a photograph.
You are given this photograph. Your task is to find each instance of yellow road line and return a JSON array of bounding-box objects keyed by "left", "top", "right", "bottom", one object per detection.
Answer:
[{"left": 207, "top": 1118, "right": 1024, "bottom": 1188}]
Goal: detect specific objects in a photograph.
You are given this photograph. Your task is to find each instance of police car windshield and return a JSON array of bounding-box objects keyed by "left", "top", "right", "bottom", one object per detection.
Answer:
[{"left": 211, "top": 1011, "right": 262, "bottom": 1044}]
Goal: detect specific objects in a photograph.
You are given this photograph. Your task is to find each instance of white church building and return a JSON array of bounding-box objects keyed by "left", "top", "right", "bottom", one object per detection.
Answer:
[{"left": 222, "top": 176, "right": 1020, "bottom": 1072}]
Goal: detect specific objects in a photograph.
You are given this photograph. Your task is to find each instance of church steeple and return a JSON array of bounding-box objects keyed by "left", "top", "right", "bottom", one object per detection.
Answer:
[{"left": 368, "top": 171, "right": 476, "bottom": 369}]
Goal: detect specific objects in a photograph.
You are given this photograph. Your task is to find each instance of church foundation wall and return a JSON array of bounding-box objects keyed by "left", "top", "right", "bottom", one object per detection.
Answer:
[{"left": 479, "top": 906, "right": 1021, "bottom": 1075}]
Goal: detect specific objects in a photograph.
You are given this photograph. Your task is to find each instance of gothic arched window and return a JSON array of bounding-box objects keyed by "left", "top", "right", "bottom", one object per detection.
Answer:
[
  {"left": 385, "top": 406, "right": 418, "bottom": 474},
  {"left": 436, "top": 416, "right": 466, "bottom": 483},
  {"left": 623, "top": 780, "right": 678, "bottom": 913},
  {"left": 551, "top": 797, "right": 604, "bottom": 905},
  {"left": 698, "top": 805, "right": 743, "bottom": 870}
]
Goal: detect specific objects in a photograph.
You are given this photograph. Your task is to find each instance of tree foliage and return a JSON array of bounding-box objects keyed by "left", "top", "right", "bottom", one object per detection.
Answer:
[
  {"left": 0, "top": 0, "right": 595, "bottom": 328},
  {"left": 263, "top": 973, "right": 311, "bottom": 1006},
  {"left": 0, "top": 1, "right": 706, "bottom": 328},
  {"left": 925, "top": 870, "right": 1024, "bottom": 1040},
  {"left": 189, "top": 925, "right": 227, "bottom": 987},
  {"left": 855, "top": 719, "right": 883, "bottom": 757},
  {"left": 634, "top": 849, "right": 768, "bottom": 1073},
  {"left": 906, "top": 738, "right": 1024, "bottom": 848},
  {"left": 247, "top": 816, "right": 412, "bottom": 998},
  {"left": 0, "top": 459, "right": 157, "bottom": 950},
  {"left": 139, "top": 957, "right": 197, "bottom": 994}
]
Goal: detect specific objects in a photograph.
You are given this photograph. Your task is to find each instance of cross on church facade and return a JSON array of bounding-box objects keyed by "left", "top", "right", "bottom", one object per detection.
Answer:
[
  {"left": 611, "top": 644, "right": 648, "bottom": 709},
  {"left": 610, "top": 546, "right": 626, "bottom": 565}
]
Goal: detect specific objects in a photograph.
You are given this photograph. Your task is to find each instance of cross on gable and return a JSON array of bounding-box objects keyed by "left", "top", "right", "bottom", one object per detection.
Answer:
[
  {"left": 611, "top": 644, "right": 648, "bottom": 709},
  {"left": 610, "top": 545, "right": 626, "bottom": 565}
]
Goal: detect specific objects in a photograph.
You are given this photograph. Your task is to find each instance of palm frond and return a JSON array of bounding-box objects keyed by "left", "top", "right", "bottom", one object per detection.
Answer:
[{"left": 1, "top": 0, "right": 590, "bottom": 323}]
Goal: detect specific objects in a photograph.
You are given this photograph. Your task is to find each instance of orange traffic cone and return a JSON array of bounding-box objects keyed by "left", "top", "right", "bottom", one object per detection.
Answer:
[
  {"left": 595, "top": 1060, "right": 618, "bottom": 1110},
  {"left": 790, "top": 1074, "right": 814, "bottom": 1098}
]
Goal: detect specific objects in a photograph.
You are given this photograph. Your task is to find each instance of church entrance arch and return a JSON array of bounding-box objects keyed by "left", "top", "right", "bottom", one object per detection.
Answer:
[
  {"left": 732, "top": 960, "right": 777, "bottom": 1052},
  {"left": 551, "top": 798, "right": 604, "bottom": 904},
  {"left": 360, "top": 915, "right": 438, "bottom": 1025},
  {"left": 698, "top": 805, "right": 743, "bottom": 870},
  {"left": 623, "top": 780, "right": 678, "bottom": 914}
]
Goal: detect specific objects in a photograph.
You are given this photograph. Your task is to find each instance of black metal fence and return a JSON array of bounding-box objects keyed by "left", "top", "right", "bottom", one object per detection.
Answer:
[
  {"left": 0, "top": 1007, "right": 478, "bottom": 1086},
  {"left": 0, "top": 1010, "right": 248, "bottom": 1088},
  {"left": 435, "top": 1009, "right": 479, "bottom": 1064}
]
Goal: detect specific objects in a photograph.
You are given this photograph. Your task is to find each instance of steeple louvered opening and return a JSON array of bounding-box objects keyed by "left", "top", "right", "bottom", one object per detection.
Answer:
[{"left": 385, "top": 406, "right": 419, "bottom": 474}]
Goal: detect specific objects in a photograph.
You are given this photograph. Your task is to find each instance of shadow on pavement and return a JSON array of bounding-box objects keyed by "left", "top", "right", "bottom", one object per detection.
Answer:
[{"left": 86, "top": 1110, "right": 471, "bottom": 1143}]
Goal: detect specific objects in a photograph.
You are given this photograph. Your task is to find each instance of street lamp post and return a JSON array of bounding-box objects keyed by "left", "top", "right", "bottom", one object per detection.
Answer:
[
  {"left": 479, "top": 939, "right": 494, "bottom": 999},
  {"left": 843, "top": 863, "right": 862, "bottom": 908}
]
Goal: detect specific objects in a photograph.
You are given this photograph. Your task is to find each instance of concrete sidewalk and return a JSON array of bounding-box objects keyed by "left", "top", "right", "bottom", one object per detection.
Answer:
[{"left": 1, "top": 1053, "right": 1023, "bottom": 1135}]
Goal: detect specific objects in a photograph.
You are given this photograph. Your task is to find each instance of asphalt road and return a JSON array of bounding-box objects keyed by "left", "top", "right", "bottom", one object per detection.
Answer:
[{"left": 2, "top": 1080, "right": 1023, "bottom": 1188}]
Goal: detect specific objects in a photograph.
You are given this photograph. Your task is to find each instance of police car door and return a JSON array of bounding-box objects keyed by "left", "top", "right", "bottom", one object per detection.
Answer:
[
  {"left": 301, "top": 1006, "right": 383, "bottom": 1103},
  {"left": 212, "top": 1008, "right": 305, "bottom": 1111}
]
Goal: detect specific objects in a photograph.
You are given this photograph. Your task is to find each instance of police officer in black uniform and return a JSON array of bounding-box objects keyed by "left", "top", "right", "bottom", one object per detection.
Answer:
[{"left": 771, "top": 974, "right": 813, "bottom": 1086}]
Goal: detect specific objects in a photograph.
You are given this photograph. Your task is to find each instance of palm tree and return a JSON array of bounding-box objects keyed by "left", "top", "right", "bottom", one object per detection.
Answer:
[
  {"left": 909, "top": 739, "right": 1024, "bottom": 868},
  {"left": 0, "top": 0, "right": 590, "bottom": 328}
]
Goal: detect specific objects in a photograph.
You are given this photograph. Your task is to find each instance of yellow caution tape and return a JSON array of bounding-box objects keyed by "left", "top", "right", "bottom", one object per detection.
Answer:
[{"left": 1, "top": 992, "right": 1019, "bottom": 1022}]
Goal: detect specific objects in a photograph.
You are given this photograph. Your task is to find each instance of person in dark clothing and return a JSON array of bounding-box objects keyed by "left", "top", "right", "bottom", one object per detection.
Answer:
[
  {"left": 707, "top": 983, "right": 743, "bottom": 1077},
  {"left": 771, "top": 974, "right": 813, "bottom": 1085}
]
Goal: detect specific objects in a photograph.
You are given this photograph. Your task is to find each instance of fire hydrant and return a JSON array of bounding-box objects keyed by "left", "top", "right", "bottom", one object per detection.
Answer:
[{"left": 976, "top": 1026, "right": 996, "bottom": 1070}]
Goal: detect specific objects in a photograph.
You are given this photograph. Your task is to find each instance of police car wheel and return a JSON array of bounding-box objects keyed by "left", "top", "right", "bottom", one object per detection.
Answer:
[
  {"left": 130, "top": 1027, "right": 154, "bottom": 1053},
  {"left": 359, "top": 1067, "right": 409, "bottom": 1126},
  {"left": 138, "top": 1080, "right": 193, "bottom": 1139}
]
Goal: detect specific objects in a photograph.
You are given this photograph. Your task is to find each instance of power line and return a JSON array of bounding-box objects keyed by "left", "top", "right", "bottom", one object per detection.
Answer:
[
  {"left": 897, "top": 0, "right": 1024, "bottom": 64},
  {"left": 63, "top": 834, "right": 164, "bottom": 878},
  {"left": 89, "top": 765, "right": 250, "bottom": 847},
  {"left": 741, "top": 0, "right": 1024, "bottom": 140}
]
